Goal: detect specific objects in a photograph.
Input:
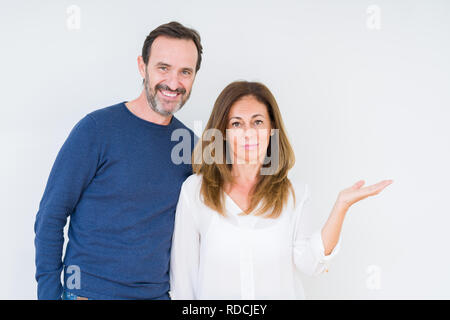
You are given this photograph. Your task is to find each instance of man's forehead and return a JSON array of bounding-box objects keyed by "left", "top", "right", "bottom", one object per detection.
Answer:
[{"left": 148, "top": 36, "right": 197, "bottom": 68}]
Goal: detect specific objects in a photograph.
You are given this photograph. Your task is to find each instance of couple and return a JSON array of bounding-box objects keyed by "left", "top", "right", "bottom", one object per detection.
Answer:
[{"left": 34, "top": 21, "right": 392, "bottom": 300}]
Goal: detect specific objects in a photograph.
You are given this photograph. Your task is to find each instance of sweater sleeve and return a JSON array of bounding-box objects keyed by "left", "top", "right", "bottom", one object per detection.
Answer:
[{"left": 34, "top": 115, "right": 100, "bottom": 299}]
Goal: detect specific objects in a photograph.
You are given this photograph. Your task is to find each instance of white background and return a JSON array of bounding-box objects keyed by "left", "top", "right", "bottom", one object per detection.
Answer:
[{"left": 1, "top": 0, "right": 449, "bottom": 299}]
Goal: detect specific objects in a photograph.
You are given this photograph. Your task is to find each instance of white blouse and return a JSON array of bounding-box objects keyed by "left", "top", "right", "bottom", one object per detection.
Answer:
[{"left": 169, "top": 174, "right": 341, "bottom": 300}]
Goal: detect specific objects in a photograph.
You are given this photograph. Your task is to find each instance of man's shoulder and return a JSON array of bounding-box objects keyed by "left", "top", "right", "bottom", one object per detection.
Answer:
[
  {"left": 86, "top": 101, "right": 126, "bottom": 124},
  {"left": 171, "top": 117, "right": 198, "bottom": 146},
  {"left": 171, "top": 116, "right": 194, "bottom": 134}
]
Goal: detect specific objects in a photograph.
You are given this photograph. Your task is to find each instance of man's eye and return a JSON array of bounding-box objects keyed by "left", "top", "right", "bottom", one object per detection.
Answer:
[
  {"left": 159, "top": 66, "right": 168, "bottom": 71},
  {"left": 182, "top": 70, "right": 191, "bottom": 75}
]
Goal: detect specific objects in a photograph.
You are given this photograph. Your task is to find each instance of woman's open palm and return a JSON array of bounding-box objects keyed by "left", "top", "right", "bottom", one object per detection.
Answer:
[{"left": 338, "top": 179, "right": 393, "bottom": 208}]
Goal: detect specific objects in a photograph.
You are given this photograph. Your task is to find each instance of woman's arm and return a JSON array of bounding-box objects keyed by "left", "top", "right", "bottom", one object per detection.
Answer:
[
  {"left": 321, "top": 179, "right": 393, "bottom": 255},
  {"left": 321, "top": 201, "right": 349, "bottom": 256},
  {"left": 169, "top": 186, "right": 200, "bottom": 300}
]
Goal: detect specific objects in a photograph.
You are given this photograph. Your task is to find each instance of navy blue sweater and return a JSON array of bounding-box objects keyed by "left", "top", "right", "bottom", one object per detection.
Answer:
[{"left": 34, "top": 102, "right": 196, "bottom": 299}]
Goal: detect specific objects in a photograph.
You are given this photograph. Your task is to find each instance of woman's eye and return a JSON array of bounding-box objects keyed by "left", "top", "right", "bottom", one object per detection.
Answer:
[
  {"left": 231, "top": 122, "right": 241, "bottom": 127},
  {"left": 254, "top": 120, "right": 263, "bottom": 125}
]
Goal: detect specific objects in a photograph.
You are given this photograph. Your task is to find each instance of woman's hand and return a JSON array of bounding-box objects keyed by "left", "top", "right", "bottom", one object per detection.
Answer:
[
  {"left": 337, "top": 179, "right": 393, "bottom": 209},
  {"left": 321, "top": 179, "right": 393, "bottom": 256}
]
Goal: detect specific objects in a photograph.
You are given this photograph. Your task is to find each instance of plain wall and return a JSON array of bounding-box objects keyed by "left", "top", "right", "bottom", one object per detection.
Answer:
[{"left": 1, "top": 0, "right": 449, "bottom": 299}]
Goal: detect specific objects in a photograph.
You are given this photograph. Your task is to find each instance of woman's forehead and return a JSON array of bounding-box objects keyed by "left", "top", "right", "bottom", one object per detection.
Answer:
[{"left": 228, "top": 96, "right": 268, "bottom": 118}]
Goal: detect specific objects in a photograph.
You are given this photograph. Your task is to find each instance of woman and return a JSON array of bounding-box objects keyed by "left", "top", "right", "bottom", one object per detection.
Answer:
[{"left": 169, "top": 81, "right": 392, "bottom": 299}]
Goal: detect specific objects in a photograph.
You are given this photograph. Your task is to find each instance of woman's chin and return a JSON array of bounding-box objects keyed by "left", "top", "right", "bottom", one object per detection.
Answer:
[{"left": 233, "top": 156, "right": 265, "bottom": 165}]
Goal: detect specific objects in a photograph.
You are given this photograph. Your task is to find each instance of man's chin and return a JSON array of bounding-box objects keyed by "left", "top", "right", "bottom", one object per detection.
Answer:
[
  {"left": 156, "top": 104, "right": 182, "bottom": 116},
  {"left": 148, "top": 94, "right": 185, "bottom": 116}
]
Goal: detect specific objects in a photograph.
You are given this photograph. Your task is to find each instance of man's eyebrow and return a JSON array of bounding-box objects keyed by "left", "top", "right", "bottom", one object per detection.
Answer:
[
  {"left": 182, "top": 67, "right": 195, "bottom": 72},
  {"left": 156, "top": 62, "right": 171, "bottom": 67},
  {"left": 155, "top": 62, "right": 194, "bottom": 72}
]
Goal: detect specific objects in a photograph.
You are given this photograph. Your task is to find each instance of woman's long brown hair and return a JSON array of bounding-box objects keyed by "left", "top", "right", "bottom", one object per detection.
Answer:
[{"left": 192, "top": 81, "right": 296, "bottom": 218}]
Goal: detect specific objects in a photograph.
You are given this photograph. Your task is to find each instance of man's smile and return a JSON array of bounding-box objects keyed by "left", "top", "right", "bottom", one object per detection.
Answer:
[{"left": 159, "top": 89, "right": 181, "bottom": 100}]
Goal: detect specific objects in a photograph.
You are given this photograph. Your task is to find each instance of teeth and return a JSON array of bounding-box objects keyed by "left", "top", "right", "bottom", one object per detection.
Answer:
[{"left": 161, "top": 90, "right": 177, "bottom": 97}]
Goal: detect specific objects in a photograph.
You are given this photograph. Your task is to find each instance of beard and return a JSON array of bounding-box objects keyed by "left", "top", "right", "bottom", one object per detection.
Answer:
[{"left": 144, "top": 70, "right": 190, "bottom": 117}]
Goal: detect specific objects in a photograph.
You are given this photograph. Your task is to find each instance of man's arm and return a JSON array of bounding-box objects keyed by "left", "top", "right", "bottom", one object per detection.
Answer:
[{"left": 34, "top": 115, "right": 99, "bottom": 299}]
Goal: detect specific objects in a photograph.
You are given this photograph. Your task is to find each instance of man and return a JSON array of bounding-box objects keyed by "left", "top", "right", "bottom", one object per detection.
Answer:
[{"left": 34, "top": 21, "right": 202, "bottom": 300}]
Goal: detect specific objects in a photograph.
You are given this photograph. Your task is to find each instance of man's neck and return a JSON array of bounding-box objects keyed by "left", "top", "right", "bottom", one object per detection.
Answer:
[{"left": 125, "top": 90, "right": 173, "bottom": 126}]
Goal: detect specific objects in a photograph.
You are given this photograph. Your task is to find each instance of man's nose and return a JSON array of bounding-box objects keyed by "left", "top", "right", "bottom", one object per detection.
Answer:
[{"left": 165, "top": 71, "right": 181, "bottom": 91}]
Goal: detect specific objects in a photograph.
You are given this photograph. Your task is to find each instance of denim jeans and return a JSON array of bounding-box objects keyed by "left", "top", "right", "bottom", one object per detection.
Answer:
[
  {"left": 62, "top": 290, "right": 169, "bottom": 300},
  {"left": 62, "top": 290, "right": 89, "bottom": 300}
]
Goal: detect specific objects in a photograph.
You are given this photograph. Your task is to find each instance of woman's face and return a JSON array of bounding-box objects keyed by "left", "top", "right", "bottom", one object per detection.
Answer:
[{"left": 226, "top": 95, "right": 272, "bottom": 165}]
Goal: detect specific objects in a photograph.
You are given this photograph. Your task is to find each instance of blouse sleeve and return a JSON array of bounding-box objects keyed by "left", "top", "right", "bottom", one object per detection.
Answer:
[
  {"left": 169, "top": 183, "right": 200, "bottom": 299},
  {"left": 293, "top": 183, "right": 342, "bottom": 277}
]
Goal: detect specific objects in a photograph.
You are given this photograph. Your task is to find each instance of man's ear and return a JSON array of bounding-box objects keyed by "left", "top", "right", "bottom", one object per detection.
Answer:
[{"left": 137, "top": 56, "right": 146, "bottom": 79}]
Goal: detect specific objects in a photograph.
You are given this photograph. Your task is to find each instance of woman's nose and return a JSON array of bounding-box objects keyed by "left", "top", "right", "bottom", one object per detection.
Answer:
[{"left": 243, "top": 127, "right": 259, "bottom": 140}]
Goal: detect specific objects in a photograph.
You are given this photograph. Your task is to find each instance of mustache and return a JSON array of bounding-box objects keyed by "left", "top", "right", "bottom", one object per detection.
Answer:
[{"left": 155, "top": 84, "right": 186, "bottom": 95}]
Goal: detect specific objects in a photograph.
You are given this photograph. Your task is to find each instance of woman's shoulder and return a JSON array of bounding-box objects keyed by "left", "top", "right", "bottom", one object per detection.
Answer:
[
  {"left": 182, "top": 173, "right": 203, "bottom": 186},
  {"left": 288, "top": 178, "right": 309, "bottom": 200},
  {"left": 283, "top": 179, "right": 312, "bottom": 222},
  {"left": 285, "top": 179, "right": 312, "bottom": 213},
  {"left": 180, "top": 173, "right": 203, "bottom": 196}
]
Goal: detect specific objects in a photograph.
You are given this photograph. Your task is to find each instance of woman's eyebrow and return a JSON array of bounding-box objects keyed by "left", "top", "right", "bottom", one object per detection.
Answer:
[
  {"left": 251, "top": 114, "right": 265, "bottom": 118},
  {"left": 229, "top": 114, "right": 265, "bottom": 120}
]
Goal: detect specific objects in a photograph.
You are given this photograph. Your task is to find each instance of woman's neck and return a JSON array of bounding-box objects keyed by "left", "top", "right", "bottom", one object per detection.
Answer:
[{"left": 229, "top": 164, "right": 261, "bottom": 188}]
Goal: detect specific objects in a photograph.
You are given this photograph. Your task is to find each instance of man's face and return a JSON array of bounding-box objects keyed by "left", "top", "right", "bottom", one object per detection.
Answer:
[{"left": 141, "top": 36, "right": 198, "bottom": 116}]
